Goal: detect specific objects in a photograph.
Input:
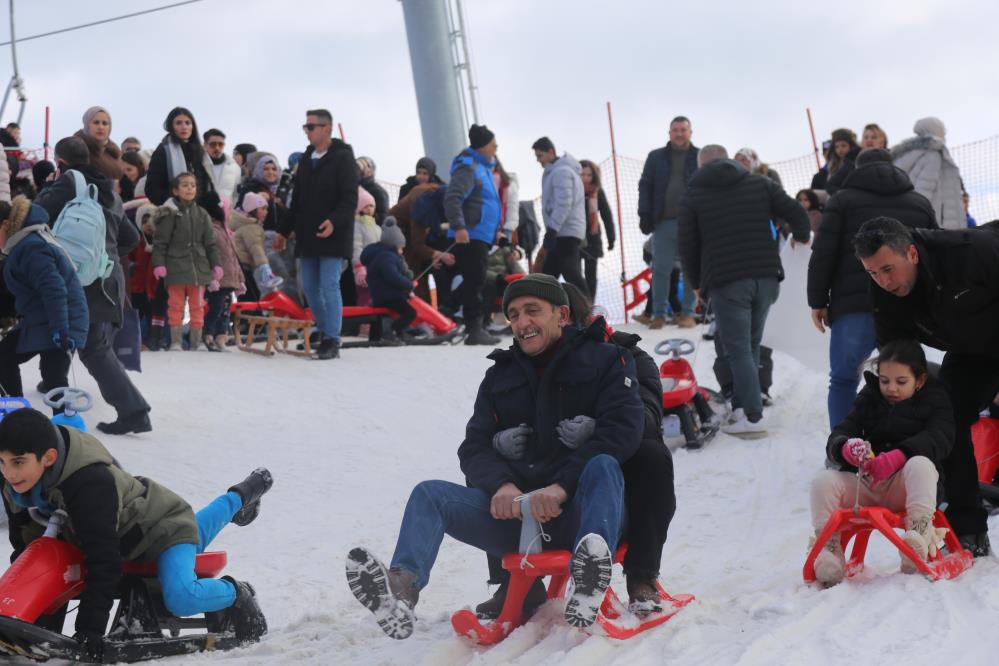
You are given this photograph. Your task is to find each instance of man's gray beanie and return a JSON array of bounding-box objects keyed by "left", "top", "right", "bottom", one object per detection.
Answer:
[{"left": 503, "top": 274, "right": 569, "bottom": 315}]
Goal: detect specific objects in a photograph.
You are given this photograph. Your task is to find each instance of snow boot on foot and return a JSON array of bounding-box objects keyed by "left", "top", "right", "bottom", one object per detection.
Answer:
[
  {"left": 958, "top": 532, "right": 992, "bottom": 558},
  {"left": 564, "top": 533, "right": 613, "bottom": 628},
  {"left": 464, "top": 320, "right": 500, "bottom": 346},
  {"left": 316, "top": 337, "right": 340, "bottom": 359},
  {"left": 901, "top": 513, "right": 947, "bottom": 573},
  {"left": 346, "top": 547, "right": 418, "bottom": 640},
  {"left": 626, "top": 575, "right": 663, "bottom": 616},
  {"left": 214, "top": 333, "right": 231, "bottom": 352},
  {"left": 210, "top": 577, "right": 267, "bottom": 643},
  {"left": 188, "top": 327, "right": 203, "bottom": 351},
  {"left": 168, "top": 326, "right": 183, "bottom": 351},
  {"left": 204, "top": 334, "right": 220, "bottom": 352},
  {"left": 810, "top": 531, "right": 845, "bottom": 586},
  {"left": 474, "top": 577, "right": 548, "bottom": 620},
  {"left": 96, "top": 411, "right": 152, "bottom": 435},
  {"left": 147, "top": 325, "right": 163, "bottom": 352},
  {"left": 253, "top": 264, "right": 284, "bottom": 292},
  {"left": 228, "top": 468, "right": 273, "bottom": 526}
]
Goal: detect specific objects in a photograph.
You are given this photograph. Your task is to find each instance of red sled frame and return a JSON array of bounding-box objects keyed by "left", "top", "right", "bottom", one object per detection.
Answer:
[
  {"left": 451, "top": 545, "right": 694, "bottom": 645},
  {"left": 803, "top": 507, "right": 973, "bottom": 583}
]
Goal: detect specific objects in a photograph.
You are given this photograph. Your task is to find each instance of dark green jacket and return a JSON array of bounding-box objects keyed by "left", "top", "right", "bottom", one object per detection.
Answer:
[
  {"left": 151, "top": 198, "right": 221, "bottom": 286},
  {"left": 3, "top": 427, "right": 198, "bottom": 635}
]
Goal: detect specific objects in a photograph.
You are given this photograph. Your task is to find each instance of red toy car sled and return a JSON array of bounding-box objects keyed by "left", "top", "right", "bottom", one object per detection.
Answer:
[
  {"left": 654, "top": 339, "right": 720, "bottom": 449},
  {"left": 972, "top": 416, "right": 999, "bottom": 504}
]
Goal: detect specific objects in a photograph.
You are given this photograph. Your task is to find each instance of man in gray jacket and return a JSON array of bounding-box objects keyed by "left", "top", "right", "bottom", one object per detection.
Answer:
[{"left": 533, "top": 137, "right": 588, "bottom": 294}]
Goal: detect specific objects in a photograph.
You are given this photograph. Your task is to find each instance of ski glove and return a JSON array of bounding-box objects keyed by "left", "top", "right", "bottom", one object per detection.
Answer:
[
  {"left": 212, "top": 265, "right": 225, "bottom": 282},
  {"left": 841, "top": 438, "right": 871, "bottom": 467},
  {"left": 493, "top": 424, "right": 533, "bottom": 460},
  {"left": 556, "top": 415, "right": 596, "bottom": 450},
  {"left": 867, "top": 449, "right": 907, "bottom": 484},
  {"left": 73, "top": 631, "right": 104, "bottom": 661},
  {"left": 153, "top": 266, "right": 167, "bottom": 279},
  {"left": 52, "top": 331, "right": 76, "bottom": 352}
]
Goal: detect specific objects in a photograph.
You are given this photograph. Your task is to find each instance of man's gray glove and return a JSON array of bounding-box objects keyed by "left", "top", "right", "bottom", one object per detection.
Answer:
[
  {"left": 492, "top": 424, "right": 533, "bottom": 460},
  {"left": 556, "top": 415, "right": 596, "bottom": 450}
]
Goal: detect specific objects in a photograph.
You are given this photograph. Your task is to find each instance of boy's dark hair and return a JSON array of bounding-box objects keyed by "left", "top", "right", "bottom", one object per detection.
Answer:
[
  {"left": 203, "top": 128, "right": 225, "bottom": 142},
  {"left": 853, "top": 216, "right": 914, "bottom": 260},
  {"left": 877, "top": 339, "right": 928, "bottom": 379},
  {"left": 306, "top": 108, "right": 333, "bottom": 124},
  {"left": 670, "top": 115, "right": 691, "bottom": 127},
  {"left": 0, "top": 408, "right": 61, "bottom": 458},
  {"left": 54, "top": 136, "right": 90, "bottom": 166},
  {"left": 170, "top": 172, "right": 196, "bottom": 190},
  {"left": 532, "top": 137, "right": 555, "bottom": 153}
]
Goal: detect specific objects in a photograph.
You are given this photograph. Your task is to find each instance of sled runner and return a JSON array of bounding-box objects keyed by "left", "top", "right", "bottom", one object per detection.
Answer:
[
  {"left": 655, "top": 339, "right": 719, "bottom": 449},
  {"left": 0, "top": 530, "right": 263, "bottom": 662},
  {"left": 450, "top": 545, "right": 694, "bottom": 645},
  {"left": 803, "top": 507, "right": 973, "bottom": 584}
]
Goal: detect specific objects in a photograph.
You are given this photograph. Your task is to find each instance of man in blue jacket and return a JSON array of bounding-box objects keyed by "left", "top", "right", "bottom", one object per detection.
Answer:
[
  {"left": 346, "top": 274, "right": 643, "bottom": 639},
  {"left": 443, "top": 124, "right": 503, "bottom": 346},
  {"left": 638, "top": 116, "right": 699, "bottom": 329}
]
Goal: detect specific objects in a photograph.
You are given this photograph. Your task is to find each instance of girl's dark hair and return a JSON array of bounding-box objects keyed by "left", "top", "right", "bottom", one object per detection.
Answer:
[
  {"left": 0, "top": 200, "right": 11, "bottom": 223},
  {"left": 493, "top": 157, "right": 511, "bottom": 186},
  {"left": 877, "top": 339, "right": 928, "bottom": 378},
  {"left": 795, "top": 188, "right": 820, "bottom": 211},
  {"left": 121, "top": 150, "right": 146, "bottom": 178},
  {"left": 561, "top": 282, "right": 593, "bottom": 327},
  {"left": 579, "top": 159, "right": 602, "bottom": 189},
  {"left": 170, "top": 172, "right": 196, "bottom": 190},
  {"left": 163, "top": 107, "right": 203, "bottom": 162}
]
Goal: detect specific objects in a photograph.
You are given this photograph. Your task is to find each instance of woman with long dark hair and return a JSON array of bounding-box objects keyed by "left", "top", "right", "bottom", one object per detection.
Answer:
[
  {"left": 579, "top": 159, "right": 615, "bottom": 299},
  {"left": 145, "top": 107, "right": 213, "bottom": 206}
]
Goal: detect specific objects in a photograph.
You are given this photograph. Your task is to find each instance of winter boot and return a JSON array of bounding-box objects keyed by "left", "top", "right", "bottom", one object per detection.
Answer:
[
  {"left": 203, "top": 334, "right": 219, "bottom": 352},
  {"left": 464, "top": 320, "right": 501, "bottom": 346},
  {"left": 253, "top": 264, "right": 284, "bottom": 292},
  {"left": 214, "top": 333, "right": 231, "bottom": 352},
  {"left": 901, "top": 513, "right": 947, "bottom": 574},
  {"left": 626, "top": 575, "right": 664, "bottom": 616},
  {"left": 958, "top": 532, "right": 992, "bottom": 558},
  {"left": 564, "top": 533, "right": 613, "bottom": 628},
  {"left": 346, "top": 547, "right": 419, "bottom": 640},
  {"left": 810, "top": 531, "right": 846, "bottom": 586},
  {"left": 147, "top": 325, "right": 163, "bottom": 352},
  {"left": 316, "top": 337, "right": 340, "bottom": 360},
  {"left": 228, "top": 468, "right": 273, "bottom": 526},
  {"left": 168, "top": 326, "right": 183, "bottom": 351},
  {"left": 97, "top": 410, "right": 152, "bottom": 435},
  {"left": 188, "top": 327, "right": 203, "bottom": 351},
  {"left": 209, "top": 577, "right": 267, "bottom": 643},
  {"left": 474, "top": 577, "right": 548, "bottom": 621}
]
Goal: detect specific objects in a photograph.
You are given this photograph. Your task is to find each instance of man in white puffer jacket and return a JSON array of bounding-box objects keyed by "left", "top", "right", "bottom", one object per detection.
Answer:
[
  {"left": 891, "top": 117, "right": 965, "bottom": 230},
  {"left": 533, "top": 137, "right": 587, "bottom": 294}
]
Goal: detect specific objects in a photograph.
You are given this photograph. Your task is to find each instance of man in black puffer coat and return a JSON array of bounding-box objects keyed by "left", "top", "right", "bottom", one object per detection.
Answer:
[
  {"left": 807, "top": 149, "right": 938, "bottom": 430},
  {"left": 678, "top": 145, "right": 809, "bottom": 438},
  {"left": 854, "top": 216, "right": 999, "bottom": 557}
]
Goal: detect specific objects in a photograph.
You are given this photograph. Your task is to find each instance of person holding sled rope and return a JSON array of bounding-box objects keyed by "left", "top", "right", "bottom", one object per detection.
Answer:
[
  {"left": 0, "top": 409, "right": 273, "bottom": 660},
  {"left": 346, "top": 274, "right": 643, "bottom": 639}
]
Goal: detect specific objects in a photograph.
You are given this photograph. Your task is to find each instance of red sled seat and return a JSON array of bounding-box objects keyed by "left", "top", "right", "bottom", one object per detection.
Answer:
[
  {"left": 451, "top": 544, "right": 694, "bottom": 645},
  {"left": 972, "top": 417, "right": 999, "bottom": 484},
  {"left": 122, "top": 551, "right": 228, "bottom": 579},
  {"left": 803, "top": 508, "right": 973, "bottom": 583}
]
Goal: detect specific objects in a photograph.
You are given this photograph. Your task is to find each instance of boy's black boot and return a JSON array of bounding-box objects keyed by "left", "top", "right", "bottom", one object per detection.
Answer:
[
  {"left": 228, "top": 468, "right": 274, "bottom": 526},
  {"left": 464, "top": 320, "right": 500, "bottom": 346},
  {"left": 213, "top": 576, "right": 267, "bottom": 643},
  {"left": 316, "top": 337, "right": 340, "bottom": 360}
]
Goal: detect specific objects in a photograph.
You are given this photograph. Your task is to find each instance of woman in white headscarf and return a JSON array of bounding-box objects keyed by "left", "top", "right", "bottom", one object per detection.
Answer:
[{"left": 891, "top": 117, "right": 964, "bottom": 229}]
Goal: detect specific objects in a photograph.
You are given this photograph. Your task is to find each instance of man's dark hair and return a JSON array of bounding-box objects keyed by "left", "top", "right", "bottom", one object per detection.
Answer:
[
  {"left": 54, "top": 136, "right": 90, "bottom": 166},
  {"left": 856, "top": 148, "right": 892, "bottom": 167},
  {"left": 853, "top": 216, "right": 915, "bottom": 259},
  {"left": 122, "top": 136, "right": 141, "bottom": 147},
  {"left": 5, "top": 122, "right": 18, "bottom": 130},
  {"left": 0, "top": 408, "right": 61, "bottom": 458},
  {"left": 532, "top": 136, "right": 555, "bottom": 153},
  {"left": 203, "top": 128, "right": 225, "bottom": 142},
  {"left": 306, "top": 108, "right": 333, "bottom": 124},
  {"left": 670, "top": 115, "right": 691, "bottom": 127}
]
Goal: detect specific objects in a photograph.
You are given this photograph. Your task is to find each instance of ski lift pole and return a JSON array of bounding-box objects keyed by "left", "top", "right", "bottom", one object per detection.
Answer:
[
  {"left": 43, "top": 106, "right": 49, "bottom": 162},
  {"left": 606, "top": 101, "right": 628, "bottom": 322}
]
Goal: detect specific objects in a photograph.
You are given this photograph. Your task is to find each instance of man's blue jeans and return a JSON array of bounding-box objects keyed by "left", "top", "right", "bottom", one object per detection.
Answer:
[
  {"left": 299, "top": 256, "right": 344, "bottom": 341},
  {"left": 827, "top": 312, "right": 877, "bottom": 429},
  {"left": 711, "top": 277, "right": 779, "bottom": 419},
  {"left": 652, "top": 218, "right": 695, "bottom": 317},
  {"left": 391, "top": 455, "right": 626, "bottom": 589},
  {"left": 157, "top": 492, "right": 243, "bottom": 617}
]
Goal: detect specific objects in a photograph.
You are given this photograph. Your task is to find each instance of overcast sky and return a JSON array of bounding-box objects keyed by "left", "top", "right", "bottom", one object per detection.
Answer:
[{"left": 4, "top": 0, "right": 998, "bottom": 199}]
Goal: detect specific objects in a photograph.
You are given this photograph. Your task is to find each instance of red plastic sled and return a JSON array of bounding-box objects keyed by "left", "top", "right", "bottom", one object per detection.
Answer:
[
  {"left": 655, "top": 339, "right": 719, "bottom": 449},
  {"left": 972, "top": 417, "right": 999, "bottom": 485},
  {"left": 803, "top": 508, "right": 973, "bottom": 583},
  {"left": 450, "top": 545, "right": 694, "bottom": 645},
  {"left": 231, "top": 289, "right": 457, "bottom": 336}
]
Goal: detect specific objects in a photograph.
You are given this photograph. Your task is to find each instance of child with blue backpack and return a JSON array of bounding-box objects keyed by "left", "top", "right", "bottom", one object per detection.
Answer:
[
  {"left": 360, "top": 217, "right": 417, "bottom": 344},
  {"left": 151, "top": 173, "right": 222, "bottom": 351},
  {"left": 0, "top": 197, "right": 88, "bottom": 408}
]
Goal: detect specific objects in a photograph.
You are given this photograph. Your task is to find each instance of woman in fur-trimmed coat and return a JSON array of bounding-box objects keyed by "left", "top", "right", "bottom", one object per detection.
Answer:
[{"left": 892, "top": 117, "right": 965, "bottom": 230}]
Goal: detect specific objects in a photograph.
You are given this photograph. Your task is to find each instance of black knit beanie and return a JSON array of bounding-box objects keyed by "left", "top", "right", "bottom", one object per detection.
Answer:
[
  {"left": 468, "top": 124, "right": 495, "bottom": 150},
  {"left": 503, "top": 274, "right": 568, "bottom": 316}
]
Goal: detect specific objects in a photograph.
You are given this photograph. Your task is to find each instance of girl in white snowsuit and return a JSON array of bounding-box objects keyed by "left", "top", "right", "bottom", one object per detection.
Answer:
[{"left": 810, "top": 339, "right": 954, "bottom": 585}]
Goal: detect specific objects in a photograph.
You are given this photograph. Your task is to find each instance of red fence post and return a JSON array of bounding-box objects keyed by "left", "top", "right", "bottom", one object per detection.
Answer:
[
  {"left": 44, "top": 106, "right": 50, "bottom": 162},
  {"left": 806, "top": 108, "right": 821, "bottom": 170},
  {"left": 606, "top": 101, "right": 629, "bottom": 323}
]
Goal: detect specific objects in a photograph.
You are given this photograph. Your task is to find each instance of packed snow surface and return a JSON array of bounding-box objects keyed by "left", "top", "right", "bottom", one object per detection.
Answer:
[{"left": 5, "top": 324, "right": 999, "bottom": 665}]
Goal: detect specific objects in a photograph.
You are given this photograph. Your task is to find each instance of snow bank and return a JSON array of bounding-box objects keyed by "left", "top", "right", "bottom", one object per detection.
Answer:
[{"left": 5, "top": 326, "right": 998, "bottom": 665}]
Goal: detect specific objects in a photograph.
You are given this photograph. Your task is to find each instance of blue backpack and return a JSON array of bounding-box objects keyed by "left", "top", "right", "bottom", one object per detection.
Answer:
[{"left": 51, "top": 170, "right": 113, "bottom": 286}]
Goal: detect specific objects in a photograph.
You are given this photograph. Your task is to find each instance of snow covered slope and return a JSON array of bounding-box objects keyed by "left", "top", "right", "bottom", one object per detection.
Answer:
[{"left": 5, "top": 326, "right": 998, "bottom": 665}]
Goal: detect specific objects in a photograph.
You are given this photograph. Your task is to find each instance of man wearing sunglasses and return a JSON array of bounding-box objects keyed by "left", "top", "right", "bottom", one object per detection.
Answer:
[
  {"left": 202, "top": 128, "right": 241, "bottom": 205},
  {"left": 274, "top": 109, "right": 358, "bottom": 360}
]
